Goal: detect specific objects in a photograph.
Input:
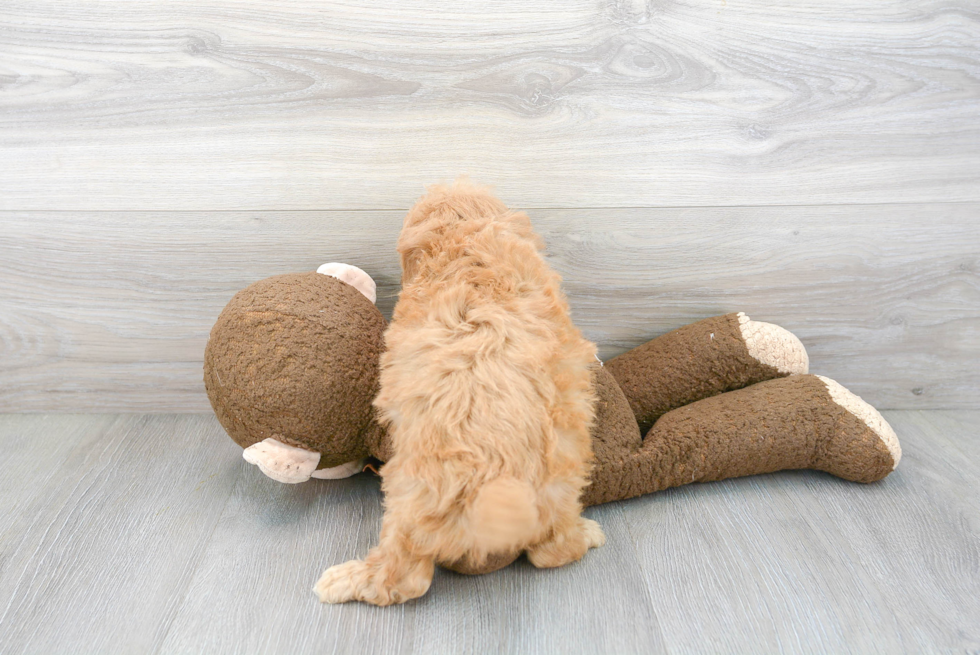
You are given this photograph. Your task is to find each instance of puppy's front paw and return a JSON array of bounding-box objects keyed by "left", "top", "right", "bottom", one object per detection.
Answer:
[
  {"left": 314, "top": 560, "right": 368, "bottom": 604},
  {"left": 314, "top": 555, "right": 433, "bottom": 606}
]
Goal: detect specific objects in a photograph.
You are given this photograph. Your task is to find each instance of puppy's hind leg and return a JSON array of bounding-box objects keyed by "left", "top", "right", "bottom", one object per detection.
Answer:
[
  {"left": 527, "top": 516, "right": 605, "bottom": 569},
  {"left": 314, "top": 519, "right": 434, "bottom": 606}
]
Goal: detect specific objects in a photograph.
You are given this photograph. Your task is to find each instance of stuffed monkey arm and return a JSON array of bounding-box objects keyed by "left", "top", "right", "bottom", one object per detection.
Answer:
[
  {"left": 604, "top": 313, "right": 808, "bottom": 435},
  {"left": 582, "top": 368, "right": 901, "bottom": 507}
]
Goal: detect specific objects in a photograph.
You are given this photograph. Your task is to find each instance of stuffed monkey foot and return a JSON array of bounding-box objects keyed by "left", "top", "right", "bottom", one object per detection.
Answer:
[
  {"left": 583, "top": 373, "right": 901, "bottom": 506},
  {"left": 814, "top": 375, "right": 901, "bottom": 473},
  {"left": 606, "top": 313, "right": 809, "bottom": 434},
  {"left": 658, "top": 374, "right": 899, "bottom": 485},
  {"left": 737, "top": 312, "right": 808, "bottom": 375}
]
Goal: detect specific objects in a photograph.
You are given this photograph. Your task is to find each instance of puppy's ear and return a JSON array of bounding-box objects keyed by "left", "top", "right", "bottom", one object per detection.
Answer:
[
  {"left": 397, "top": 222, "right": 429, "bottom": 284},
  {"left": 503, "top": 211, "right": 535, "bottom": 238},
  {"left": 399, "top": 247, "right": 422, "bottom": 284}
]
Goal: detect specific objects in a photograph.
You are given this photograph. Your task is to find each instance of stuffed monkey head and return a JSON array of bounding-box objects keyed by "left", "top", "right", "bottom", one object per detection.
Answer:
[{"left": 204, "top": 264, "right": 386, "bottom": 483}]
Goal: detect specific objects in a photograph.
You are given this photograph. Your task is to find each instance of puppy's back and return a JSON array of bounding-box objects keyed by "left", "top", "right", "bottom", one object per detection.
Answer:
[{"left": 376, "top": 182, "right": 597, "bottom": 560}]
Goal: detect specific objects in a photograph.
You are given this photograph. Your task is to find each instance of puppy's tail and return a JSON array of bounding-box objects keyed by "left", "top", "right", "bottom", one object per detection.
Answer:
[{"left": 468, "top": 476, "right": 540, "bottom": 552}]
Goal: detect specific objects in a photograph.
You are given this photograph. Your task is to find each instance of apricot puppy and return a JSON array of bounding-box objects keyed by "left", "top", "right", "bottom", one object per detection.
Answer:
[{"left": 315, "top": 182, "right": 604, "bottom": 605}]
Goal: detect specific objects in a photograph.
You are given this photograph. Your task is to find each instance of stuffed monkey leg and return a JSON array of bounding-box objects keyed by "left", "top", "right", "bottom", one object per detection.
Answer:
[
  {"left": 582, "top": 370, "right": 900, "bottom": 507},
  {"left": 605, "top": 313, "right": 809, "bottom": 435}
]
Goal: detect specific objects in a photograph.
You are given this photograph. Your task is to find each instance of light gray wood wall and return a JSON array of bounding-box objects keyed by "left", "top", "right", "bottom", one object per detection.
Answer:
[
  {"left": 2, "top": 205, "right": 977, "bottom": 412},
  {"left": 1, "top": 0, "right": 978, "bottom": 411},
  {"left": 2, "top": 0, "right": 979, "bottom": 209}
]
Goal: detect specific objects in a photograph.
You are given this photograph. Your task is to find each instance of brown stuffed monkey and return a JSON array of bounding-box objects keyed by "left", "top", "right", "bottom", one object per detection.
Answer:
[{"left": 203, "top": 265, "right": 901, "bottom": 575}]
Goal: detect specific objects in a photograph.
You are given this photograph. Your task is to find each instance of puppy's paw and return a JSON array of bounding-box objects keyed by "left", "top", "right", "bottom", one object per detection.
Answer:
[
  {"left": 314, "top": 560, "right": 368, "bottom": 604},
  {"left": 314, "top": 557, "right": 432, "bottom": 606},
  {"left": 581, "top": 518, "right": 606, "bottom": 549},
  {"left": 527, "top": 518, "right": 605, "bottom": 568}
]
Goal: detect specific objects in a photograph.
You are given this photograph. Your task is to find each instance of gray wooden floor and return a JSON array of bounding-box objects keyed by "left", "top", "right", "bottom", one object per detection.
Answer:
[{"left": 1, "top": 411, "right": 977, "bottom": 654}]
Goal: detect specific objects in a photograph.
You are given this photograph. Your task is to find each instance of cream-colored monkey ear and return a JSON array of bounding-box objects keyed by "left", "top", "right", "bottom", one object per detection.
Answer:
[
  {"left": 316, "top": 263, "right": 377, "bottom": 304},
  {"left": 242, "top": 437, "right": 321, "bottom": 484}
]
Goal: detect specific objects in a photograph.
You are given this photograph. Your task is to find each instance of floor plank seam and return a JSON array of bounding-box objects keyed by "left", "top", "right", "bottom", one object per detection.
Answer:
[
  {"left": 0, "top": 415, "right": 130, "bottom": 634},
  {"left": 149, "top": 456, "right": 244, "bottom": 655},
  {"left": 612, "top": 501, "right": 668, "bottom": 650},
  {"left": 3, "top": 199, "right": 979, "bottom": 214}
]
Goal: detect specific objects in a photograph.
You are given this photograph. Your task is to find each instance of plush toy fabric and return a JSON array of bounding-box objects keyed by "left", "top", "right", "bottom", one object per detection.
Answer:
[
  {"left": 205, "top": 271, "right": 383, "bottom": 479},
  {"left": 204, "top": 264, "right": 900, "bottom": 575}
]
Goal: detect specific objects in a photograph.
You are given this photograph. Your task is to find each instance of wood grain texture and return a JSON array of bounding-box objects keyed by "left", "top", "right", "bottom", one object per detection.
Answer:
[
  {"left": 0, "top": 414, "right": 117, "bottom": 540},
  {"left": 0, "top": 411, "right": 977, "bottom": 653},
  {"left": 2, "top": 204, "right": 977, "bottom": 412},
  {"left": 0, "top": 415, "right": 242, "bottom": 654},
  {"left": 1, "top": 0, "right": 978, "bottom": 210},
  {"left": 157, "top": 463, "right": 666, "bottom": 654}
]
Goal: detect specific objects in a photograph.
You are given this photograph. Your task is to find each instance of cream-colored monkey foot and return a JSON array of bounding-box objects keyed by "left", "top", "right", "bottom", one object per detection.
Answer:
[
  {"left": 242, "top": 437, "right": 321, "bottom": 484},
  {"left": 316, "top": 263, "right": 377, "bottom": 304},
  {"left": 737, "top": 312, "right": 809, "bottom": 375},
  {"left": 817, "top": 375, "right": 902, "bottom": 469}
]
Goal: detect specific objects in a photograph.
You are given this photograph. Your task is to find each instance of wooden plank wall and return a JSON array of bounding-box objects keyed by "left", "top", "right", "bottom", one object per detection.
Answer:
[{"left": 1, "top": 0, "right": 978, "bottom": 411}]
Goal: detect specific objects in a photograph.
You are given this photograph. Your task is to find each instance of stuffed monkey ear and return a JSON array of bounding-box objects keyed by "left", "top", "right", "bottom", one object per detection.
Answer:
[{"left": 316, "top": 262, "right": 377, "bottom": 304}]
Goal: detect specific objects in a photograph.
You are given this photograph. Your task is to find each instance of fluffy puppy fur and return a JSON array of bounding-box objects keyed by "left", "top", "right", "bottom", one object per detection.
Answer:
[{"left": 315, "top": 180, "right": 603, "bottom": 606}]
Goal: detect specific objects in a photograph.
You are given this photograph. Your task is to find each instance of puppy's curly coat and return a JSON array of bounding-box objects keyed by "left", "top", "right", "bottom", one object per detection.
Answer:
[{"left": 315, "top": 181, "right": 603, "bottom": 605}]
